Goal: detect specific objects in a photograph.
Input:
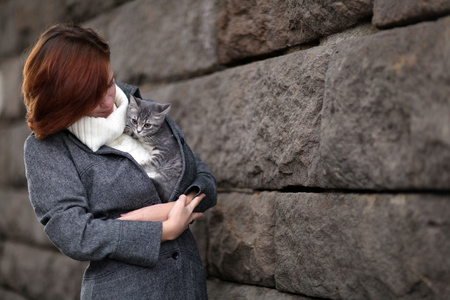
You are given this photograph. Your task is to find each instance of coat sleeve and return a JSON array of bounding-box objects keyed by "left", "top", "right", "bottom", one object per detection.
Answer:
[
  {"left": 24, "top": 134, "right": 162, "bottom": 268},
  {"left": 169, "top": 119, "right": 218, "bottom": 213},
  {"left": 185, "top": 151, "right": 218, "bottom": 213}
]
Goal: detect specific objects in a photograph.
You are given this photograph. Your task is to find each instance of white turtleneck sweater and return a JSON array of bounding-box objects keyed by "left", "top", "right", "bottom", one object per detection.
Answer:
[{"left": 68, "top": 85, "right": 153, "bottom": 166}]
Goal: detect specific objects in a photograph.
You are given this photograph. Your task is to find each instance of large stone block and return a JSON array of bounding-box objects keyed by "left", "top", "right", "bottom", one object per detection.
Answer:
[
  {"left": 321, "top": 16, "right": 450, "bottom": 190},
  {"left": 85, "top": 0, "right": 219, "bottom": 84},
  {"left": 0, "top": 188, "right": 53, "bottom": 248},
  {"left": 0, "top": 241, "right": 87, "bottom": 300},
  {"left": 207, "top": 278, "right": 310, "bottom": 300},
  {"left": 0, "top": 122, "right": 30, "bottom": 186},
  {"left": 373, "top": 0, "right": 450, "bottom": 28},
  {"left": 275, "top": 193, "right": 450, "bottom": 299},
  {"left": 0, "top": 0, "right": 62, "bottom": 57},
  {"left": 0, "top": 56, "right": 25, "bottom": 120},
  {"left": 217, "top": 0, "right": 373, "bottom": 64},
  {"left": 205, "top": 192, "right": 276, "bottom": 287},
  {"left": 319, "top": 22, "right": 379, "bottom": 46},
  {"left": 0, "top": 0, "right": 131, "bottom": 57},
  {"left": 0, "top": 288, "right": 27, "bottom": 300},
  {"left": 143, "top": 44, "right": 334, "bottom": 190}
]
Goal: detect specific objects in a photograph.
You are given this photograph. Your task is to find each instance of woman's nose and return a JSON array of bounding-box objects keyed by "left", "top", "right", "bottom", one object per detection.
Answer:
[{"left": 99, "top": 94, "right": 114, "bottom": 108}]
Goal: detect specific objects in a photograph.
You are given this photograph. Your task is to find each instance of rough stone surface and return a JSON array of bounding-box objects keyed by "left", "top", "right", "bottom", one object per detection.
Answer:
[
  {"left": 319, "top": 22, "right": 379, "bottom": 46},
  {"left": 275, "top": 193, "right": 450, "bottom": 299},
  {"left": 0, "top": 288, "right": 27, "bottom": 300},
  {"left": 143, "top": 44, "right": 334, "bottom": 190},
  {"left": 207, "top": 278, "right": 311, "bottom": 300},
  {"left": 0, "top": 122, "right": 30, "bottom": 186},
  {"left": 0, "top": 56, "right": 24, "bottom": 120},
  {"left": 0, "top": 241, "right": 87, "bottom": 300},
  {"left": 86, "top": 0, "right": 219, "bottom": 84},
  {"left": 217, "top": 0, "right": 373, "bottom": 64},
  {"left": 373, "top": 0, "right": 450, "bottom": 28},
  {"left": 321, "top": 16, "right": 450, "bottom": 190},
  {"left": 0, "top": 188, "right": 53, "bottom": 248},
  {"left": 1, "top": 0, "right": 450, "bottom": 299},
  {"left": 0, "top": 0, "right": 131, "bottom": 57},
  {"left": 205, "top": 192, "right": 276, "bottom": 287}
]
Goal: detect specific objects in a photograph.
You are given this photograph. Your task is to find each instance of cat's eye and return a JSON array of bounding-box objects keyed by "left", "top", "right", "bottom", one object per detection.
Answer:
[
  {"left": 131, "top": 118, "right": 137, "bottom": 125},
  {"left": 144, "top": 123, "right": 152, "bottom": 128}
]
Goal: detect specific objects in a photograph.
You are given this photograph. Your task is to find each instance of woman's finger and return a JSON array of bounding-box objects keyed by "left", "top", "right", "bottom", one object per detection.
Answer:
[
  {"left": 119, "top": 205, "right": 148, "bottom": 218},
  {"left": 187, "top": 193, "right": 205, "bottom": 210},
  {"left": 120, "top": 210, "right": 138, "bottom": 218},
  {"left": 190, "top": 212, "right": 204, "bottom": 222},
  {"left": 118, "top": 211, "right": 144, "bottom": 221},
  {"left": 177, "top": 194, "right": 187, "bottom": 205}
]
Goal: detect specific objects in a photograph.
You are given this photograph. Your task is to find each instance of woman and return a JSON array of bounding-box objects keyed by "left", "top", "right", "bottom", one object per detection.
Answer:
[{"left": 22, "top": 23, "right": 217, "bottom": 299}]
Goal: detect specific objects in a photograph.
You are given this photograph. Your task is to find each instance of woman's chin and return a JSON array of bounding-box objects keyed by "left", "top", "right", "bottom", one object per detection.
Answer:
[{"left": 90, "top": 107, "right": 114, "bottom": 118}]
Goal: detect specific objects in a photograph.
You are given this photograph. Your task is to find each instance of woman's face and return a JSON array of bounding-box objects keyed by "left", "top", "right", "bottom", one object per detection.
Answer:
[{"left": 87, "top": 65, "right": 116, "bottom": 118}]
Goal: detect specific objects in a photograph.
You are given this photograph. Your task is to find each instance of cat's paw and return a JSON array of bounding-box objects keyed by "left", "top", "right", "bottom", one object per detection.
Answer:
[{"left": 123, "top": 126, "right": 134, "bottom": 136}]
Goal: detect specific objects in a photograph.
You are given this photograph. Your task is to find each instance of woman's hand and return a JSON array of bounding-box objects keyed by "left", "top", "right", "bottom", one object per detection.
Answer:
[
  {"left": 118, "top": 190, "right": 199, "bottom": 222},
  {"left": 161, "top": 194, "right": 205, "bottom": 242},
  {"left": 118, "top": 202, "right": 175, "bottom": 222}
]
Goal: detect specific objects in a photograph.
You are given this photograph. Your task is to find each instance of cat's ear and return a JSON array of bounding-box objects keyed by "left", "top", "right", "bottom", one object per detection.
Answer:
[
  {"left": 160, "top": 104, "right": 171, "bottom": 115},
  {"left": 153, "top": 104, "right": 171, "bottom": 121},
  {"left": 129, "top": 95, "right": 140, "bottom": 107}
]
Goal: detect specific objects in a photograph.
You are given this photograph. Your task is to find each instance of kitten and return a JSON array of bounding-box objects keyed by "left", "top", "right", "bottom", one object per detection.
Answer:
[{"left": 124, "top": 95, "right": 182, "bottom": 202}]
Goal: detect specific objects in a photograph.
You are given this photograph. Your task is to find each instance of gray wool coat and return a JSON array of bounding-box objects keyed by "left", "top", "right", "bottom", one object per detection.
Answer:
[{"left": 24, "top": 82, "right": 217, "bottom": 300}]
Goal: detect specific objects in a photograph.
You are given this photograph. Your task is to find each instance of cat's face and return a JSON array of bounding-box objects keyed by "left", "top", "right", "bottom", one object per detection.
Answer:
[{"left": 126, "top": 95, "right": 171, "bottom": 137}]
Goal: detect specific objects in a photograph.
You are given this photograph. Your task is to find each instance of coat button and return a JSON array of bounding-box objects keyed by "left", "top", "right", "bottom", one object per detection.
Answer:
[{"left": 172, "top": 252, "right": 180, "bottom": 260}]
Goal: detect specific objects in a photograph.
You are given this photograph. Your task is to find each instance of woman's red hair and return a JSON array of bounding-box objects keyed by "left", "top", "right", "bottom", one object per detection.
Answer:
[{"left": 22, "top": 23, "right": 111, "bottom": 139}]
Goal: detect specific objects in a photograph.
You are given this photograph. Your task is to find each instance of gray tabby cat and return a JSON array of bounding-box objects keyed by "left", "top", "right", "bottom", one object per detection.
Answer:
[{"left": 124, "top": 95, "right": 182, "bottom": 202}]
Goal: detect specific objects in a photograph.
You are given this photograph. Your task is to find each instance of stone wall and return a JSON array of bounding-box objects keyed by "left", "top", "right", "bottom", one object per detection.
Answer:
[{"left": 0, "top": 0, "right": 449, "bottom": 299}]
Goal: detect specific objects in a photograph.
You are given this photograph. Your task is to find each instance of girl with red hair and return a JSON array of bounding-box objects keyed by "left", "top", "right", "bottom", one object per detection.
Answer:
[{"left": 23, "top": 23, "right": 216, "bottom": 300}]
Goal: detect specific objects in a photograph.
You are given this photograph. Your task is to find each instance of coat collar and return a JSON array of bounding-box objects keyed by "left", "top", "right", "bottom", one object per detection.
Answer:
[{"left": 116, "top": 81, "right": 142, "bottom": 100}]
